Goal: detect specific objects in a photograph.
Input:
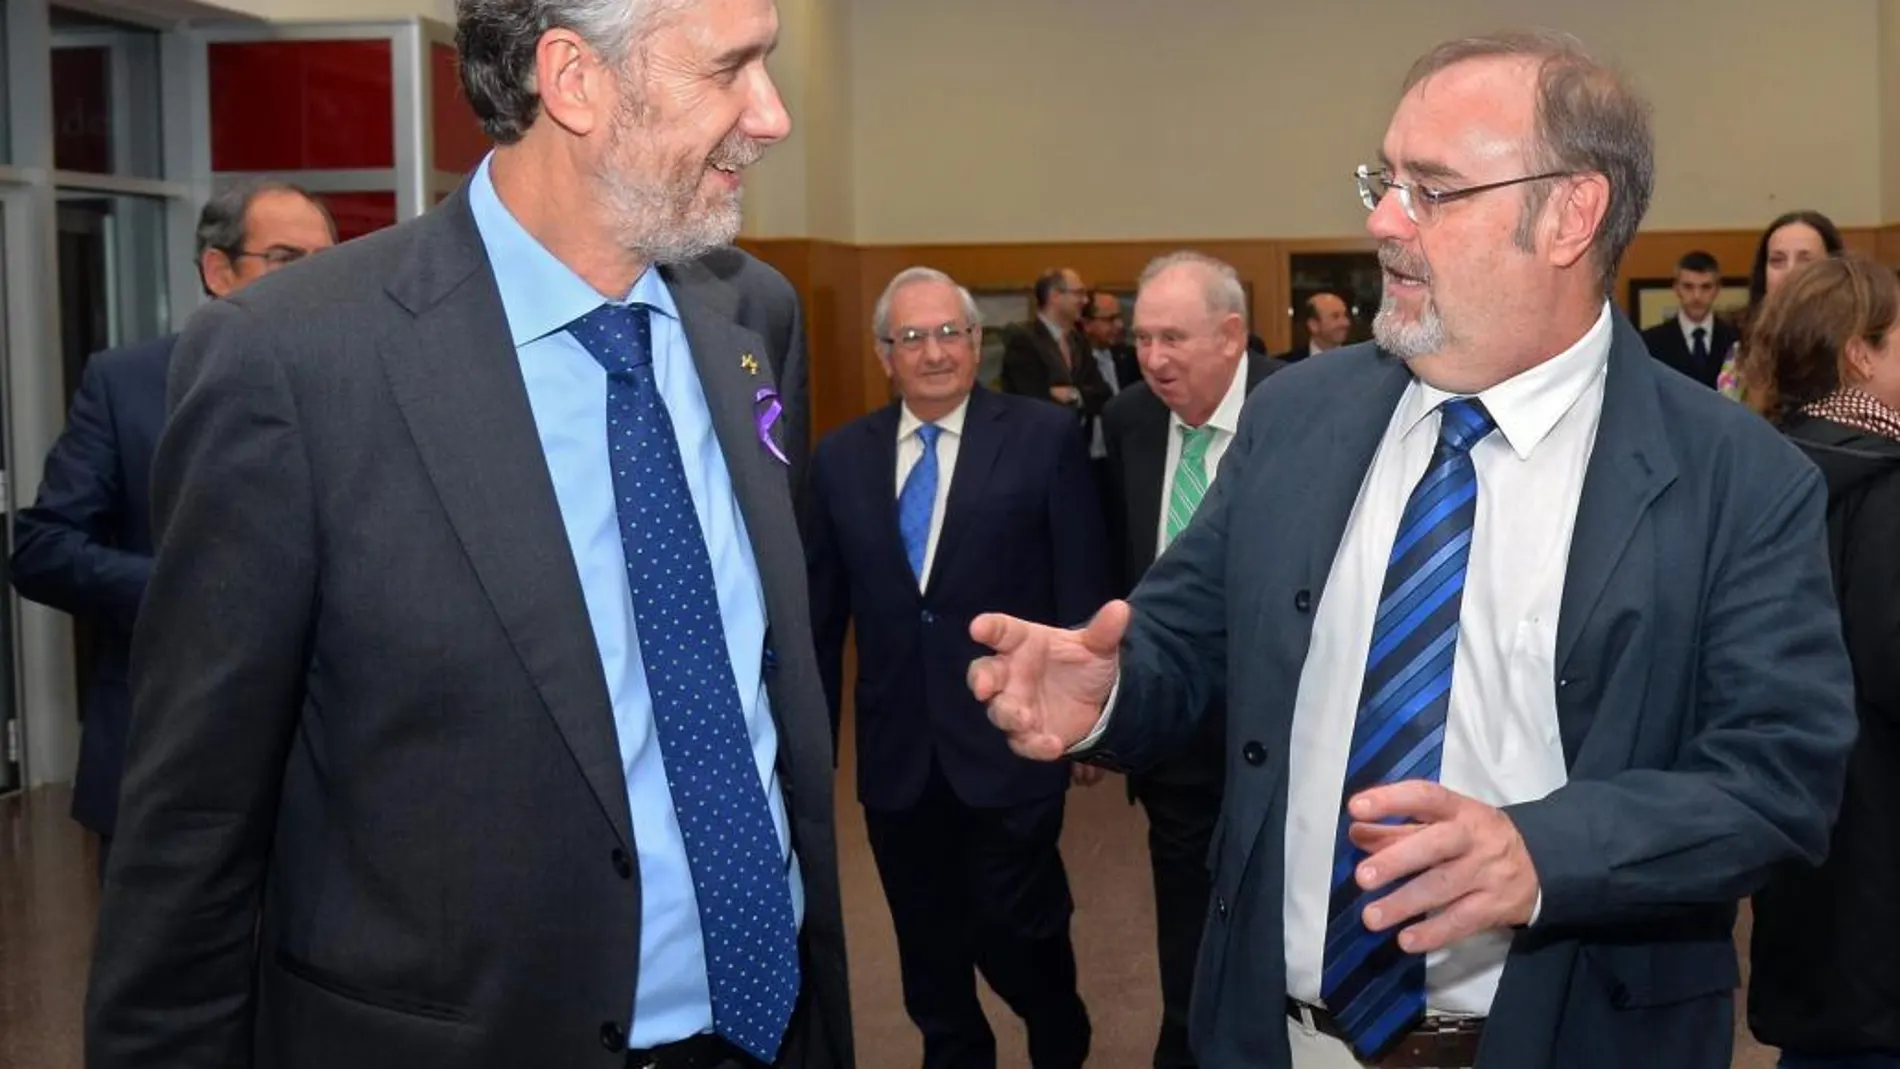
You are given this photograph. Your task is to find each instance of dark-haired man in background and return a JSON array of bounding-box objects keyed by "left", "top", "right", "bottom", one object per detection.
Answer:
[
  {"left": 10, "top": 177, "right": 334, "bottom": 881},
  {"left": 1640, "top": 250, "right": 1737, "bottom": 388}
]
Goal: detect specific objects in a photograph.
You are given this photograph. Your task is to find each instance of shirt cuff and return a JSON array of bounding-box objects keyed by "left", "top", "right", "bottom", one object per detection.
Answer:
[
  {"left": 1067, "top": 675, "right": 1121, "bottom": 754},
  {"left": 1528, "top": 889, "right": 1543, "bottom": 927}
]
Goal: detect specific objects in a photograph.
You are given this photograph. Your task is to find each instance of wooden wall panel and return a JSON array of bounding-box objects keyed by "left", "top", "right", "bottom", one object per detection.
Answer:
[{"left": 745, "top": 226, "right": 1890, "bottom": 437}]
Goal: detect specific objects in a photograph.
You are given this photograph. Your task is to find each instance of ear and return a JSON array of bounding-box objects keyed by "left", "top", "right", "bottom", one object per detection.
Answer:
[
  {"left": 1843, "top": 335, "right": 1877, "bottom": 382},
  {"left": 1218, "top": 312, "right": 1247, "bottom": 355},
  {"left": 534, "top": 27, "right": 615, "bottom": 138},
  {"left": 876, "top": 349, "right": 896, "bottom": 382},
  {"left": 1545, "top": 173, "right": 1610, "bottom": 273},
  {"left": 200, "top": 248, "right": 237, "bottom": 298}
]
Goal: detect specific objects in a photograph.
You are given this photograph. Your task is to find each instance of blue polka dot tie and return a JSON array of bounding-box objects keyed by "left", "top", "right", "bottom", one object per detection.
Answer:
[
  {"left": 1321, "top": 397, "right": 1495, "bottom": 1062},
  {"left": 567, "top": 303, "right": 800, "bottom": 1063}
]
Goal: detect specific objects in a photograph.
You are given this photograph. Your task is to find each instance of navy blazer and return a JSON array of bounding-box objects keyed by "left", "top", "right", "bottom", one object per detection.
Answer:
[
  {"left": 12, "top": 334, "right": 173, "bottom": 836},
  {"left": 806, "top": 386, "right": 1113, "bottom": 811},
  {"left": 1088, "top": 312, "right": 1857, "bottom": 1068}
]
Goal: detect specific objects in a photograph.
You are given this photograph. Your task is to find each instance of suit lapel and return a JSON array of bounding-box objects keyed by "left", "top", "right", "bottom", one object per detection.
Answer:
[
  {"left": 380, "top": 191, "right": 635, "bottom": 848},
  {"left": 1128, "top": 391, "right": 1170, "bottom": 573},
  {"left": 1555, "top": 319, "right": 1678, "bottom": 759},
  {"left": 928, "top": 388, "right": 1006, "bottom": 593},
  {"left": 1301, "top": 353, "right": 1414, "bottom": 592},
  {"left": 863, "top": 405, "right": 914, "bottom": 588}
]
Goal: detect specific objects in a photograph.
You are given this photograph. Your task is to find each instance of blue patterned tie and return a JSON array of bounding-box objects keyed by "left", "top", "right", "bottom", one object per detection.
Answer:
[
  {"left": 898, "top": 423, "right": 942, "bottom": 582},
  {"left": 567, "top": 303, "right": 799, "bottom": 1063},
  {"left": 1321, "top": 397, "right": 1495, "bottom": 1061}
]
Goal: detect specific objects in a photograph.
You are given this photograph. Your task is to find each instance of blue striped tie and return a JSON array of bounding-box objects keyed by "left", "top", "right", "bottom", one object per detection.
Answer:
[
  {"left": 898, "top": 423, "right": 942, "bottom": 582},
  {"left": 1320, "top": 397, "right": 1495, "bottom": 1061},
  {"left": 566, "top": 303, "right": 800, "bottom": 1063}
]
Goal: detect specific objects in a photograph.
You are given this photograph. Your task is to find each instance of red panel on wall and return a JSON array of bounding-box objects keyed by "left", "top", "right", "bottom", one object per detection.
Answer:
[
  {"left": 53, "top": 47, "right": 112, "bottom": 174},
  {"left": 431, "top": 43, "right": 490, "bottom": 176},
  {"left": 316, "top": 191, "right": 398, "bottom": 242},
  {"left": 210, "top": 39, "right": 395, "bottom": 172}
]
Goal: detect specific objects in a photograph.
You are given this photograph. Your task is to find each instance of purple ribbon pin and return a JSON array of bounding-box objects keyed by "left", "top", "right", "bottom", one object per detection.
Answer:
[{"left": 754, "top": 387, "right": 789, "bottom": 466}]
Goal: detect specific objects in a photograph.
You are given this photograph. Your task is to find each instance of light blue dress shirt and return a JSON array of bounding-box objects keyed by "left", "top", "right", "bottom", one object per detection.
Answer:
[{"left": 467, "top": 155, "right": 802, "bottom": 1045}]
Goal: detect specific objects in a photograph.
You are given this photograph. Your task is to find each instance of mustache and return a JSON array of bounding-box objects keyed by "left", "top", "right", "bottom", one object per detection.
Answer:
[
  {"left": 709, "top": 135, "right": 766, "bottom": 170},
  {"left": 1378, "top": 241, "right": 1431, "bottom": 283}
]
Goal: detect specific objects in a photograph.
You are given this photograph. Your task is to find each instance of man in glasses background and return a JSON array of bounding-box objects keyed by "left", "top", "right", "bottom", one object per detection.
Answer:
[
  {"left": 804, "top": 266, "right": 1110, "bottom": 1069},
  {"left": 9, "top": 177, "right": 334, "bottom": 879}
]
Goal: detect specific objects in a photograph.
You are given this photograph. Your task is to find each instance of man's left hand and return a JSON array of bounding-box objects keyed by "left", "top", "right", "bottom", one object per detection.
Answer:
[{"left": 1345, "top": 781, "right": 1540, "bottom": 954}]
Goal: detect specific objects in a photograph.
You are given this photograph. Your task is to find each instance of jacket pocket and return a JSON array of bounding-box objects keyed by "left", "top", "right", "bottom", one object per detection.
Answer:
[
  {"left": 1585, "top": 940, "right": 1740, "bottom": 1008},
  {"left": 275, "top": 950, "right": 471, "bottom": 1024}
]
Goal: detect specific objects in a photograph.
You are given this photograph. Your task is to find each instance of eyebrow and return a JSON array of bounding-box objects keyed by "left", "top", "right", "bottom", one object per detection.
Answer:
[
  {"left": 1379, "top": 152, "right": 1465, "bottom": 185},
  {"left": 709, "top": 36, "right": 777, "bottom": 69}
]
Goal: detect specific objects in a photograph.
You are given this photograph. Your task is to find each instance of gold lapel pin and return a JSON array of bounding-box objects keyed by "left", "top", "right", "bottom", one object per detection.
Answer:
[{"left": 740, "top": 352, "right": 759, "bottom": 375}]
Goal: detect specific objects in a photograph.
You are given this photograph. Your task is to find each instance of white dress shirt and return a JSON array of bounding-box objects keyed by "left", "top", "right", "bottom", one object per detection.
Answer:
[
  {"left": 895, "top": 397, "right": 969, "bottom": 590},
  {"left": 1155, "top": 358, "right": 1250, "bottom": 553},
  {"left": 1678, "top": 311, "right": 1715, "bottom": 353},
  {"left": 1283, "top": 302, "right": 1612, "bottom": 1016}
]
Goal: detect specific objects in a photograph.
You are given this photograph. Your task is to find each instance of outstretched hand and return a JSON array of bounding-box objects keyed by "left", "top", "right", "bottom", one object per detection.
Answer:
[{"left": 969, "top": 601, "right": 1130, "bottom": 761}]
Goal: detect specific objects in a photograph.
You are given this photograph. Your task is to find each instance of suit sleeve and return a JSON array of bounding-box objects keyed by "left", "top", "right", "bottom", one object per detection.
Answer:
[
  {"left": 85, "top": 299, "right": 318, "bottom": 1069},
  {"left": 1000, "top": 328, "right": 1055, "bottom": 400},
  {"left": 1101, "top": 403, "right": 1133, "bottom": 597},
  {"left": 801, "top": 447, "right": 850, "bottom": 765},
  {"left": 777, "top": 279, "right": 812, "bottom": 508},
  {"left": 1047, "top": 420, "right": 1113, "bottom": 628},
  {"left": 10, "top": 357, "right": 152, "bottom": 631},
  {"left": 1080, "top": 395, "right": 1252, "bottom": 772},
  {"left": 1506, "top": 462, "right": 1857, "bottom": 928}
]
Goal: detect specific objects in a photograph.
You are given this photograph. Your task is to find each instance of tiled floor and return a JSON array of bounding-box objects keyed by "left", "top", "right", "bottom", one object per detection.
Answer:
[{"left": 1, "top": 763, "right": 1780, "bottom": 1069}]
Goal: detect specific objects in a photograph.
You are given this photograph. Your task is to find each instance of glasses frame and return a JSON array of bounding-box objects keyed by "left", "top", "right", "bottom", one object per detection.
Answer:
[
  {"left": 879, "top": 321, "right": 976, "bottom": 354},
  {"left": 1355, "top": 164, "right": 1576, "bottom": 226}
]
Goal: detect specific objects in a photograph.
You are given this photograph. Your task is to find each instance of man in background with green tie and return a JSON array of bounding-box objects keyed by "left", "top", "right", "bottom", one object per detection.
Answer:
[{"left": 1100, "top": 251, "right": 1284, "bottom": 1069}]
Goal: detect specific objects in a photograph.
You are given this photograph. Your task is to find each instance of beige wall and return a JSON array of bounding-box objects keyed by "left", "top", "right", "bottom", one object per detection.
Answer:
[
  {"left": 848, "top": 0, "right": 1884, "bottom": 243},
  {"left": 743, "top": 0, "right": 854, "bottom": 238},
  {"left": 1883, "top": 0, "right": 1900, "bottom": 221},
  {"left": 208, "top": 0, "right": 451, "bottom": 21}
]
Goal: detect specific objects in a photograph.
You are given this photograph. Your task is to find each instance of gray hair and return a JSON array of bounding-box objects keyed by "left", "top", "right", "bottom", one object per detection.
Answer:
[
  {"left": 195, "top": 177, "right": 331, "bottom": 259},
  {"left": 455, "top": 0, "right": 687, "bottom": 144},
  {"left": 1403, "top": 30, "right": 1654, "bottom": 294},
  {"left": 1137, "top": 251, "right": 1248, "bottom": 321},
  {"left": 872, "top": 267, "right": 981, "bottom": 351}
]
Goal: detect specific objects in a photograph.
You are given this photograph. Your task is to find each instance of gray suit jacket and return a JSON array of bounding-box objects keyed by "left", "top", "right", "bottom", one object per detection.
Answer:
[
  {"left": 1087, "top": 312, "right": 1856, "bottom": 1068},
  {"left": 85, "top": 185, "right": 852, "bottom": 1069}
]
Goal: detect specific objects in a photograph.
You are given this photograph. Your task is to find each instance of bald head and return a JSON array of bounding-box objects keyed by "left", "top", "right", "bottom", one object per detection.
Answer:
[{"left": 1304, "top": 292, "right": 1352, "bottom": 351}]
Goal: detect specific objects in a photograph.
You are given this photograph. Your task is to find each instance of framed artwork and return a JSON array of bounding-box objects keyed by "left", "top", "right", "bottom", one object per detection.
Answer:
[{"left": 1627, "top": 277, "right": 1750, "bottom": 330}]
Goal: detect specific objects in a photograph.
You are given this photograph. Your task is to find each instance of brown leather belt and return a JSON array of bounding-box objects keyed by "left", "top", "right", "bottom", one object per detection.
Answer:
[{"left": 1286, "top": 999, "right": 1483, "bottom": 1068}]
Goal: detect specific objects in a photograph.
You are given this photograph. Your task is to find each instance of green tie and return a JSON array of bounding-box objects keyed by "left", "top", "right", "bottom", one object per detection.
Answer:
[{"left": 1166, "top": 425, "right": 1214, "bottom": 544}]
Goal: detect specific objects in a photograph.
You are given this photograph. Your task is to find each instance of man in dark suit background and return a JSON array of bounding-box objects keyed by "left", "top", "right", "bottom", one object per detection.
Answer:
[
  {"left": 1101, "top": 251, "right": 1282, "bottom": 1069},
  {"left": 1639, "top": 249, "right": 1738, "bottom": 388},
  {"left": 1079, "top": 289, "right": 1142, "bottom": 396},
  {"left": 806, "top": 267, "right": 1111, "bottom": 1069},
  {"left": 1276, "top": 292, "right": 1353, "bottom": 364},
  {"left": 1001, "top": 267, "right": 1111, "bottom": 424},
  {"left": 85, "top": 2, "right": 853, "bottom": 1067},
  {"left": 972, "top": 31, "right": 1854, "bottom": 1069},
  {"left": 9, "top": 177, "right": 334, "bottom": 881}
]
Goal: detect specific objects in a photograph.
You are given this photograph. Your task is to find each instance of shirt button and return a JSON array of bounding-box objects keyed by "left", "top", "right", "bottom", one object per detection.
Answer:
[
  {"left": 1242, "top": 741, "right": 1266, "bottom": 766},
  {"left": 1293, "top": 589, "right": 1313, "bottom": 613},
  {"left": 600, "top": 1021, "right": 627, "bottom": 1052},
  {"left": 1215, "top": 895, "right": 1229, "bottom": 920},
  {"left": 611, "top": 849, "right": 633, "bottom": 879}
]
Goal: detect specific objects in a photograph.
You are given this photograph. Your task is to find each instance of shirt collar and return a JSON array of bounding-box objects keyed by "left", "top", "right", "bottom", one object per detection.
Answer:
[
  {"left": 899, "top": 395, "right": 971, "bottom": 440},
  {"left": 1169, "top": 357, "right": 1250, "bottom": 437},
  {"left": 466, "top": 152, "right": 681, "bottom": 348},
  {"left": 1396, "top": 301, "right": 1612, "bottom": 461},
  {"left": 1678, "top": 311, "right": 1714, "bottom": 337}
]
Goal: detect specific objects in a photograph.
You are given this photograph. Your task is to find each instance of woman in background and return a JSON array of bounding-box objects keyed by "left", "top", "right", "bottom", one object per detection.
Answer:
[
  {"left": 1717, "top": 209, "right": 1846, "bottom": 399},
  {"left": 1743, "top": 253, "right": 1900, "bottom": 1069}
]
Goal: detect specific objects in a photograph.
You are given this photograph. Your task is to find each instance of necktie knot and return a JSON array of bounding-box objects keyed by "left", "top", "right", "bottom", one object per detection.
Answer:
[
  {"left": 1437, "top": 398, "right": 1495, "bottom": 456},
  {"left": 568, "top": 302, "right": 654, "bottom": 376},
  {"left": 1180, "top": 424, "right": 1213, "bottom": 460},
  {"left": 916, "top": 423, "right": 942, "bottom": 451},
  {"left": 1692, "top": 326, "right": 1707, "bottom": 342}
]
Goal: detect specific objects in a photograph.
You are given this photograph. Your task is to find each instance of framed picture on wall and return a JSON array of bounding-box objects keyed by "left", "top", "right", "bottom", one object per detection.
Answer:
[{"left": 1626, "top": 276, "right": 1751, "bottom": 330}]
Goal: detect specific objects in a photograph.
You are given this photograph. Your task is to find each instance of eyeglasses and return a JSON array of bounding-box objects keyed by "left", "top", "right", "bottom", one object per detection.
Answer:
[
  {"left": 880, "top": 322, "right": 974, "bottom": 353},
  {"left": 1355, "top": 164, "right": 1575, "bottom": 227},
  {"left": 226, "top": 246, "right": 312, "bottom": 268}
]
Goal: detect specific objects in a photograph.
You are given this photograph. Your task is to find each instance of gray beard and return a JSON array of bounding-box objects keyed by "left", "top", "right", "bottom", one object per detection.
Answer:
[{"left": 1372, "top": 290, "right": 1448, "bottom": 361}]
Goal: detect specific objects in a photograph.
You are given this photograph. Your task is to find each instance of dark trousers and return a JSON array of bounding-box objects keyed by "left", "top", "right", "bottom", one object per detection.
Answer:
[
  {"left": 1130, "top": 775, "right": 1222, "bottom": 1069},
  {"left": 863, "top": 763, "right": 1089, "bottom": 1069},
  {"left": 97, "top": 832, "right": 113, "bottom": 886}
]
